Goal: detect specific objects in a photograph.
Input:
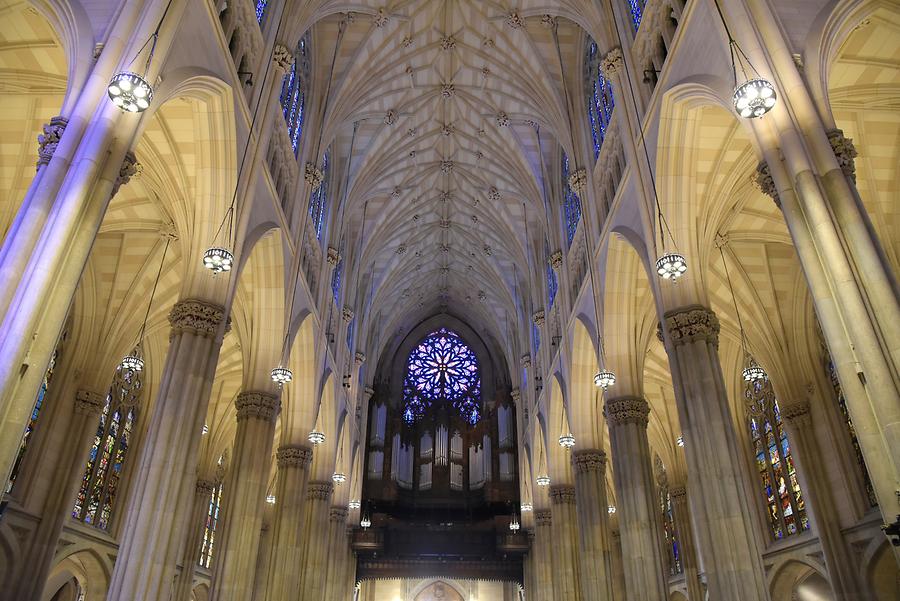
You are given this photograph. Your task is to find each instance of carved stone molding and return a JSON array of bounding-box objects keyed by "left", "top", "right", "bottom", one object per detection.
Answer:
[
  {"left": 330, "top": 506, "right": 349, "bottom": 522},
  {"left": 235, "top": 391, "right": 281, "bottom": 422},
  {"left": 567, "top": 168, "right": 588, "bottom": 195},
  {"left": 74, "top": 389, "right": 104, "bottom": 416},
  {"left": 307, "top": 481, "right": 334, "bottom": 501},
  {"left": 521, "top": 354, "right": 531, "bottom": 369},
  {"left": 487, "top": 186, "right": 501, "bottom": 202},
  {"left": 355, "top": 351, "right": 367, "bottom": 365},
  {"left": 532, "top": 310, "right": 545, "bottom": 326},
  {"left": 169, "top": 299, "right": 227, "bottom": 338},
  {"left": 272, "top": 44, "right": 293, "bottom": 71},
  {"left": 535, "top": 510, "right": 552, "bottom": 526},
  {"left": 510, "top": 388, "right": 521, "bottom": 404},
  {"left": 572, "top": 449, "right": 607, "bottom": 474},
  {"left": 495, "top": 112, "right": 510, "bottom": 127},
  {"left": 196, "top": 479, "right": 216, "bottom": 496},
  {"left": 276, "top": 444, "right": 313, "bottom": 468},
  {"left": 342, "top": 307, "right": 355, "bottom": 323},
  {"left": 754, "top": 161, "right": 780, "bottom": 207},
  {"left": 669, "top": 485, "right": 687, "bottom": 500},
  {"left": 372, "top": 7, "right": 389, "bottom": 27},
  {"left": 663, "top": 305, "right": 720, "bottom": 348},
  {"left": 36, "top": 116, "right": 68, "bottom": 170},
  {"left": 549, "top": 485, "right": 576, "bottom": 505},
  {"left": 781, "top": 401, "right": 811, "bottom": 426},
  {"left": 113, "top": 151, "right": 139, "bottom": 196},
  {"left": 549, "top": 251, "right": 563, "bottom": 271},
  {"left": 327, "top": 246, "right": 342, "bottom": 266},
  {"left": 601, "top": 47, "right": 624, "bottom": 76},
  {"left": 506, "top": 11, "right": 524, "bottom": 29},
  {"left": 383, "top": 109, "right": 397, "bottom": 125},
  {"left": 304, "top": 163, "right": 324, "bottom": 189},
  {"left": 827, "top": 129, "right": 858, "bottom": 182},
  {"left": 604, "top": 396, "right": 650, "bottom": 427}
]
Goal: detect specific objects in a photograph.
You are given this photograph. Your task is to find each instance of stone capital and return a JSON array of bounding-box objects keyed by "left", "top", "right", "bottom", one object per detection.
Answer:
[
  {"left": 355, "top": 351, "right": 367, "bottom": 365},
  {"left": 604, "top": 396, "right": 650, "bottom": 427},
  {"left": 549, "top": 250, "right": 563, "bottom": 271},
  {"left": 572, "top": 449, "right": 607, "bottom": 474},
  {"left": 662, "top": 305, "right": 720, "bottom": 348},
  {"left": 754, "top": 161, "right": 780, "bottom": 207},
  {"left": 74, "top": 389, "right": 105, "bottom": 416},
  {"left": 112, "top": 151, "right": 140, "bottom": 196},
  {"left": 521, "top": 354, "right": 531, "bottom": 369},
  {"left": 827, "top": 129, "right": 858, "bottom": 182},
  {"left": 549, "top": 484, "right": 576, "bottom": 505},
  {"left": 36, "top": 116, "right": 68, "bottom": 170},
  {"left": 342, "top": 307, "right": 355, "bottom": 323},
  {"left": 276, "top": 444, "right": 313, "bottom": 468},
  {"left": 601, "top": 47, "right": 624, "bottom": 76},
  {"left": 510, "top": 388, "right": 521, "bottom": 404},
  {"left": 780, "top": 400, "right": 812, "bottom": 426},
  {"left": 330, "top": 506, "right": 349, "bottom": 522},
  {"left": 305, "top": 162, "right": 324, "bottom": 190},
  {"left": 235, "top": 391, "right": 281, "bottom": 422},
  {"left": 532, "top": 310, "right": 545, "bottom": 326},
  {"left": 272, "top": 43, "right": 293, "bottom": 71},
  {"left": 196, "top": 479, "right": 216, "bottom": 496},
  {"left": 169, "top": 299, "right": 227, "bottom": 338},
  {"left": 669, "top": 485, "right": 687, "bottom": 500},
  {"left": 326, "top": 246, "right": 342, "bottom": 266},
  {"left": 307, "top": 481, "right": 334, "bottom": 501},
  {"left": 567, "top": 168, "right": 588, "bottom": 195},
  {"left": 535, "top": 510, "right": 552, "bottom": 526}
]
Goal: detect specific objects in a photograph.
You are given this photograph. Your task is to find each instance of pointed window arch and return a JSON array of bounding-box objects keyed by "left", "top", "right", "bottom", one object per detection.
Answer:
[
  {"left": 199, "top": 479, "right": 224, "bottom": 568},
  {"left": 331, "top": 256, "right": 343, "bottom": 301},
  {"left": 584, "top": 41, "right": 615, "bottom": 159},
  {"left": 72, "top": 364, "right": 142, "bottom": 530},
  {"left": 746, "top": 378, "right": 809, "bottom": 539},
  {"left": 545, "top": 242, "right": 558, "bottom": 306},
  {"left": 309, "top": 149, "right": 330, "bottom": 239},
  {"left": 255, "top": 0, "right": 268, "bottom": 24},
  {"left": 280, "top": 33, "right": 310, "bottom": 156},
  {"left": 655, "top": 456, "right": 682, "bottom": 575},
  {"left": 561, "top": 153, "right": 582, "bottom": 246},
  {"left": 626, "top": 0, "right": 647, "bottom": 31}
]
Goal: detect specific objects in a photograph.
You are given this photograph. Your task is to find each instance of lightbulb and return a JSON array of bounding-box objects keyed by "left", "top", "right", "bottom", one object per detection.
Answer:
[
  {"left": 656, "top": 252, "right": 687, "bottom": 281},
  {"left": 107, "top": 71, "right": 153, "bottom": 113},
  {"left": 203, "top": 247, "right": 234, "bottom": 274},
  {"left": 733, "top": 78, "right": 777, "bottom": 119},
  {"left": 271, "top": 366, "right": 293, "bottom": 385},
  {"left": 594, "top": 370, "right": 616, "bottom": 389}
]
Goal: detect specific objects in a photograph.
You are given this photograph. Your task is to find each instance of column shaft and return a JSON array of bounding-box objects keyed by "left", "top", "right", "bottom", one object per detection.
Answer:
[
  {"left": 322, "top": 507, "right": 349, "bottom": 600},
  {"left": 298, "top": 482, "right": 334, "bottom": 601},
  {"left": 172, "top": 479, "right": 217, "bottom": 601},
  {"left": 669, "top": 486, "right": 703, "bottom": 601},
  {"left": 572, "top": 449, "right": 614, "bottom": 601},
  {"left": 209, "top": 391, "right": 281, "bottom": 601},
  {"left": 534, "top": 511, "right": 554, "bottom": 601},
  {"left": 605, "top": 397, "right": 668, "bottom": 601},
  {"left": 549, "top": 485, "right": 581, "bottom": 601}
]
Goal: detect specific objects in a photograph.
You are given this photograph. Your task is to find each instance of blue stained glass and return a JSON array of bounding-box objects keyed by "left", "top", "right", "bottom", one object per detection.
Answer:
[
  {"left": 533, "top": 323, "right": 541, "bottom": 352},
  {"left": 402, "top": 328, "right": 482, "bottom": 425},
  {"left": 255, "top": 0, "right": 268, "bottom": 24},
  {"left": 309, "top": 150, "right": 330, "bottom": 240},
  {"left": 627, "top": 0, "right": 646, "bottom": 31},
  {"left": 280, "top": 34, "right": 310, "bottom": 156},
  {"left": 562, "top": 153, "right": 582, "bottom": 246},
  {"left": 331, "top": 257, "right": 343, "bottom": 301},
  {"left": 346, "top": 318, "right": 354, "bottom": 349},
  {"left": 585, "top": 41, "right": 615, "bottom": 159}
]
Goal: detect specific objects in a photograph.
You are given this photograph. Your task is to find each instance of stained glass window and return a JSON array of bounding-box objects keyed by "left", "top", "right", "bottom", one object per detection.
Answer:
[
  {"left": 72, "top": 364, "right": 142, "bottom": 530},
  {"left": 280, "top": 33, "right": 310, "bottom": 155},
  {"left": 6, "top": 349, "right": 58, "bottom": 493},
  {"left": 199, "top": 480, "right": 224, "bottom": 568},
  {"left": 309, "top": 149, "right": 330, "bottom": 239},
  {"left": 561, "top": 153, "right": 582, "bottom": 246},
  {"left": 746, "top": 378, "right": 809, "bottom": 540},
  {"left": 824, "top": 354, "right": 877, "bottom": 506},
  {"left": 546, "top": 259, "right": 558, "bottom": 307},
  {"left": 331, "top": 257, "right": 343, "bottom": 302},
  {"left": 533, "top": 322, "right": 541, "bottom": 352},
  {"left": 627, "top": 0, "right": 646, "bottom": 32},
  {"left": 655, "top": 457, "right": 682, "bottom": 575},
  {"left": 255, "top": 0, "right": 268, "bottom": 24},
  {"left": 402, "top": 328, "right": 482, "bottom": 425},
  {"left": 585, "top": 41, "right": 615, "bottom": 159}
]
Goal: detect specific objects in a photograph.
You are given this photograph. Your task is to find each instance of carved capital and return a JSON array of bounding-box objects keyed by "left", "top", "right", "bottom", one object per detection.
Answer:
[
  {"left": 169, "top": 299, "right": 227, "bottom": 338},
  {"left": 827, "top": 129, "right": 858, "bottom": 182},
  {"left": 276, "top": 444, "right": 313, "bottom": 468},
  {"left": 754, "top": 161, "right": 780, "bottom": 207},
  {"left": 521, "top": 354, "right": 531, "bottom": 369},
  {"left": 235, "top": 391, "right": 281, "bottom": 422},
  {"left": 601, "top": 47, "right": 624, "bottom": 76},
  {"left": 330, "top": 506, "right": 349, "bottom": 522},
  {"left": 669, "top": 485, "right": 687, "bottom": 500},
  {"left": 355, "top": 351, "right": 366, "bottom": 365},
  {"left": 572, "top": 449, "right": 607, "bottom": 474},
  {"left": 549, "top": 485, "right": 576, "bottom": 505},
  {"left": 36, "top": 116, "right": 68, "bottom": 170},
  {"left": 604, "top": 396, "right": 650, "bottom": 427},
  {"left": 549, "top": 251, "right": 563, "bottom": 271},
  {"left": 506, "top": 11, "right": 524, "bottom": 29},
  {"left": 781, "top": 400, "right": 811, "bottom": 426},
  {"left": 112, "top": 151, "right": 139, "bottom": 196},
  {"left": 663, "top": 305, "right": 720, "bottom": 348},
  {"left": 532, "top": 310, "right": 545, "bottom": 326},
  {"left": 495, "top": 112, "right": 510, "bottom": 127},
  {"left": 342, "top": 307, "right": 355, "bottom": 323},
  {"left": 304, "top": 163, "right": 324, "bottom": 190},
  {"left": 74, "top": 389, "right": 104, "bottom": 416},
  {"left": 272, "top": 44, "right": 293, "bottom": 71},
  {"left": 327, "top": 246, "right": 342, "bottom": 266},
  {"left": 510, "top": 388, "right": 521, "bottom": 404},
  {"left": 534, "top": 510, "right": 552, "bottom": 526},
  {"left": 307, "top": 481, "right": 334, "bottom": 501},
  {"left": 196, "top": 479, "right": 216, "bottom": 496},
  {"left": 567, "top": 168, "right": 588, "bottom": 195}
]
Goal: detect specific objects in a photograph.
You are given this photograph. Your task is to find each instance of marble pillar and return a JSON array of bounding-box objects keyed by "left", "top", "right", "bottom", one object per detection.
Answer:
[
  {"left": 604, "top": 396, "right": 668, "bottom": 601},
  {"left": 209, "top": 391, "right": 281, "bottom": 601},
  {"left": 661, "top": 306, "right": 769, "bottom": 601},
  {"left": 610, "top": 530, "right": 626, "bottom": 601},
  {"left": 5, "top": 390, "right": 104, "bottom": 601},
  {"left": 265, "top": 445, "right": 314, "bottom": 601},
  {"left": 572, "top": 449, "right": 614, "bottom": 601},
  {"left": 533, "top": 510, "right": 554, "bottom": 601},
  {"left": 106, "top": 299, "right": 228, "bottom": 601},
  {"left": 669, "top": 486, "right": 703, "bottom": 601},
  {"left": 172, "top": 479, "right": 217, "bottom": 601},
  {"left": 298, "top": 481, "right": 334, "bottom": 601},
  {"left": 549, "top": 485, "right": 581, "bottom": 601},
  {"left": 323, "top": 507, "right": 349, "bottom": 600}
]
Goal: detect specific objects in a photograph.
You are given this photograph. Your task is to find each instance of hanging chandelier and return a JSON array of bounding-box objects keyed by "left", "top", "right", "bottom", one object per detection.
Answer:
[
  {"left": 308, "top": 430, "right": 326, "bottom": 445},
  {"left": 594, "top": 370, "right": 616, "bottom": 389},
  {"left": 607, "top": 505, "right": 616, "bottom": 514},
  {"left": 536, "top": 475, "right": 551, "bottom": 487},
  {"left": 107, "top": 0, "right": 173, "bottom": 113},
  {"left": 332, "top": 471, "right": 347, "bottom": 484},
  {"left": 558, "top": 433, "right": 575, "bottom": 448},
  {"left": 120, "top": 351, "right": 144, "bottom": 373},
  {"left": 509, "top": 514, "right": 521, "bottom": 531},
  {"left": 203, "top": 246, "right": 234, "bottom": 274},
  {"left": 360, "top": 512, "right": 372, "bottom": 529},
  {"left": 349, "top": 500, "right": 361, "bottom": 509},
  {"left": 266, "top": 494, "right": 276, "bottom": 504},
  {"left": 119, "top": 234, "right": 171, "bottom": 373},
  {"left": 719, "top": 241, "right": 768, "bottom": 382},
  {"left": 655, "top": 252, "right": 687, "bottom": 281},
  {"left": 742, "top": 356, "right": 767, "bottom": 383},
  {"left": 521, "top": 502, "right": 533, "bottom": 512},
  {"left": 271, "top": 366, "right": 293, "bottom": 385}
]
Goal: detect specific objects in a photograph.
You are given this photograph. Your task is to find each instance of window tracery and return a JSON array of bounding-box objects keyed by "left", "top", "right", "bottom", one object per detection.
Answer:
[
  {"left": 331, "top": 255, "right": 343, "bottom": 301},
  {"left": 745, "top": 377, "right": 809, "bottom": 539},
  {"left": 655, "top": 456, "right": 682, "bottom": 575},
  {"left": 309, "top": 149, "right": 330, "bottom": 239},
  {"left": 584, "top": 41, "right": 615, "bottom": 159},
  {"left": 199, "top": 480, "right": 224, "bottom": 568},
  {"left": 255, "top": 0, "right": 268, "bottom": 24},
  {"left": 280, "top": 33, "right": 310, "bottom": 155},
  {"left": 627, "top": 0, "right": 647, "bottom": 31},
  {"left": 72, "top": 363, "right": 142, "bottom": 530},
  {"left": 561, "top": 153, "right": 582, "bottom": 247},
  {"left": 402, "top": 328, "right": 482, "bottom": 425}
]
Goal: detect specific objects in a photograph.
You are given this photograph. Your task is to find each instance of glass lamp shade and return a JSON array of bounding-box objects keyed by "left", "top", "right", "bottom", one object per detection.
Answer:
[
  {"left": 360, "top": 515, "right": 372, "bottom": 529},
  {"left": 271, "top": 366, "right": 293, "bottom": 385},
  {"left": 108, "top": 71, "right": 153, "bottom": 113},
  {"left": 676, "top": 435, "right": 685, "bottom": 447},
  {"left": 656, "top": 252, "right": 687, "bottom": 281},
  {"left": 332, "top": 471, "right": 347, "bottom": 484},
  {"left": 521, "top": 503, "right": 533, "bottom": 512},
  {"left": 120, "top": 353, "right": 144, "bottom": 372},
  {"left": 348, "top": 500, "right": 361, "bottom": 510},
  {"left": 733, "top": 78, "right": 777, "bottom": 119},
  {"left": 607, "top": 505, "right": 617, "bottom": 514},
  {"left": 536, "top": 475, "right": 551, "bottom": 487},
  {"left": 308, "top": 430, "right": 326, "bottom": 445},
  {"left": 203, "top": 247, "right": 234, "bottom": 274},
  {"left": 558, "top": 433, "right": 576, "bottom": 448},
  {"left": 509, "top": 517, "right": 520, "bottom": 531},
  {"left": 266, "top": 494, "right": 276, "bottom": 504},
  {"left": 742, "top": 359, "right": 768, "bottom": 382},
  {"left": 202, "top": 424, "right": 209, "bottom": 435},
  {"left": 594, "top": 370, "right": 616, "bottom": 389}
]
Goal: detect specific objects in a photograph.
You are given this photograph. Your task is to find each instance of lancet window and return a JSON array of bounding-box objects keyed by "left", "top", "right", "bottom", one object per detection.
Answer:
[
  {"left": 546, "top": 245, "right": 559, "bottom": 306},
  {"left": 745, "top": 377, "right": 809, "bottom": 539},
  {"left": 309, "top": 149, "right": 330, "bottom": 239},
  {"left": 72, "top": 364, "right": 142, "bottom": 530},
  {"left": 561, "top": 153, "right": 582, "bottom": 246},
  {"left": 280, "top": 33, "right": 310, "bottom": 155},
  {"left": 627, "top": 0, "right": 647, "bottom": 31},
  {"left": 199, "top": 480, "right": 224, "bottom": 568},
  {"left": 331, "top": 256, "right": 343, "bottom": 301},
  {"left": 255, "top": 0, "right": 268, "bottom": 24},
  {"left": 655, "top": 456, "right": 682, "bottom": 575},
  {"left": 585, "top": 40, "right": 615, "bottom": 159}
]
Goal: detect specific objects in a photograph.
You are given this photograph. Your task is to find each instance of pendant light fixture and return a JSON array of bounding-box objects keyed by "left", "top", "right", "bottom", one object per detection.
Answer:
[
  {"left": 536, "top": 441, "right": 550, "bottom": 486},
  {"left": 308, "top": 430, "right": 326, "bottom": 445},
  {"left": 360, "top": 507, "right": 372, "bottom": 529},
  {"left": 712, "top": 0, "right": 777, "bottom": 118},
  {"left": 107, "top": 0, "right": 174, "bottom": 112},
  {"left": 557, "top": 396, "right": 575, "bottom": 448},
  {"left": 718, "top": 240, "right": 767, "bottom": 382},
  {"left": 509, "top": 510, "right": 521, "bottom": 531},
  {"left": 580, "top": 202, "right": 615, "bottom": 390},
  {"left": 332, "top": 433, "right": 347, "bottom": 483},
  {"left": 119, "top": 233, "right": 172, "bottom": 372}
]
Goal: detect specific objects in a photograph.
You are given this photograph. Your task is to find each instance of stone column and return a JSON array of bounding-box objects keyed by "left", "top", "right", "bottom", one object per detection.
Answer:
[
  {"left": 323, "top": 507, "right": 349, "bottom": 600},
  {"left": 298, "top": 481, "right": 334, "bottom": 601},
  {"left": 106, "top": 299, "right": 228, "bottom": 601},
  {"left": 5, "top": 389, "right": 104, "bottom": 601},
  {"left": 661, "top": 306, "right": 769, "bottom": 601},
  {"left": 780, "top": 401, "right": 863, "bottom": 600},
  {"left": 572, "top": 450, "right": 614, "bottom": 601},
  {"left": 604, "top": 396, "right": 668, "bottom": 601},
  {"left": 533, "top": 510, "right": 554, "bottom": 601},
  {"left": 172, "top": 479, "right": 217, "bottom": 601},
  {"left": 209, "top": 391, "right": 281, "bottom": 601},
  {"left": 265, "top": 445, "right": 314, "bottom": 601},
  {"left": 669, "top": 486, "right": 703, "bottom": 601},
  {"left": 609, "top": 530, "right": 626, "bottom": 601},
  {"left": 548, "top": 485, "right": 580, "bottom": 601}
]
